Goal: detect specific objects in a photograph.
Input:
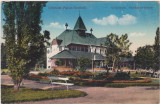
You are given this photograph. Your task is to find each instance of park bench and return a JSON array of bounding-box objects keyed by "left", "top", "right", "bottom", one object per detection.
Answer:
[{"left": 48, "top": 77, "right": 74, "bottom": 90}]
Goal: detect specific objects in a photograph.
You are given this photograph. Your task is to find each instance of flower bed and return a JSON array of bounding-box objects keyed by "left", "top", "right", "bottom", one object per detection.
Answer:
[
  {"left": 27, "top": 74, "right": 48, "bottom": 80},
  {"left": 27, "top": 71, "right": 152, "bottom": 84},
  {"left": 48, "top": 70, "right": 96, "bottom": 78}
]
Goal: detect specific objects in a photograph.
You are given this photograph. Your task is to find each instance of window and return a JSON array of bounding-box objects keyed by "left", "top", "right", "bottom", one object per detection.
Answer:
[
  {"left": 81, "top": 47, "right": 84, "bottom": 51},
  {"left": 95, "top": 49, "right": 96, "bottom": 53},
  {"left": 85, "top": 48, "right": 88, "bottom": 52},
  {"left": 100, "top": 49, "right": 101, "bottom": 54},
  {"left": 77, "top": 46, "right": 80, "bottom": 51}
]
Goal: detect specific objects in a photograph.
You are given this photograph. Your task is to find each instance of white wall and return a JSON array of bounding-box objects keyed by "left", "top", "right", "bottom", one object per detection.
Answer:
[{"left": 46, "top": 45, "right": 64, "bottom": 69}]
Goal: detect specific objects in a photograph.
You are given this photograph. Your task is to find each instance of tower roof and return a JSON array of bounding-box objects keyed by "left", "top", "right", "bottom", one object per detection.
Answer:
[{"left": 74, "top": 16, "right": 87, "bottom": 31}]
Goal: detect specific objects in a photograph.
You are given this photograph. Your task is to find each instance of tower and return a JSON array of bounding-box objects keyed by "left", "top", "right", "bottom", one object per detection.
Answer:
[{"left": 74, "top": 16, "right": 87, "bottom": 36}]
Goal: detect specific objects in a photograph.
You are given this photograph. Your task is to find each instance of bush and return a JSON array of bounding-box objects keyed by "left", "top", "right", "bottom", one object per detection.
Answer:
[
  {"left": 1, "top": 85, "right": 87, "bottom": 103},
  {"left": 55, "top": 59, "right": 63, "bottom": 66},
  {"left": 114, "top": 72, "right": 130, "bottom": 80},
  {"left": 38, "top": 72, "right": 49, "bottom": 77},
  {"left": 77, "top": 57, "right": 91, "bottom": 72},
  {"left": 73, "top": 72, "right": 94, "bottom": 79},
  {"left": 49, "top": 69, "right": 59, "bottom": 75},
  {"left": 128, "top": 71, "right": 130, "bottom": 76}
]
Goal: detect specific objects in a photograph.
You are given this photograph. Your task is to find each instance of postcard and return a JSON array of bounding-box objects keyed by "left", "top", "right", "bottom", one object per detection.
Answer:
[{"left": 1, "top": 1, "right": 159, "bottom": 104}]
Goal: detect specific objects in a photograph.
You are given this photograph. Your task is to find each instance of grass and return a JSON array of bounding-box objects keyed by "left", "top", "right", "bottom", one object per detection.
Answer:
[
  {"left": 1, "top": 85, "right": 87, "bottom": 103},
  {"left": 1, "top": 69, "right": 9, "bottom": 72},
  {"left": 130, "top": 71, "right": 151, "bottom": 77},
  {"left": 74, "top": 81, "right": 159, "bottom": 88},
  {"left": 104, "top": 83, "right": 159, "bottom": 88}
]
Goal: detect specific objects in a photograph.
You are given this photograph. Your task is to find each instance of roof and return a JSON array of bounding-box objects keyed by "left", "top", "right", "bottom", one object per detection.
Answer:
[
  {"left": 74, "top": 16, "right": 87, "bottom": 31},
  {"left": 96, "top": 37, "right": 107, "bottom": 46},
  {"left": 56, "top": 29, "right": 107, "bottom": 46},
  {"left": 50, "top": 50, "right": 105, "bottom": 60},
  {"left": 57, "top": 29, "right": 97, "bottom": 46}
]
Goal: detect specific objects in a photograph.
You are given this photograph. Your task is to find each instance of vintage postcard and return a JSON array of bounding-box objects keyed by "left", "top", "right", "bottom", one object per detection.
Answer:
[{"left": 1, "top": 1, "right": 160, "bottom": 104}]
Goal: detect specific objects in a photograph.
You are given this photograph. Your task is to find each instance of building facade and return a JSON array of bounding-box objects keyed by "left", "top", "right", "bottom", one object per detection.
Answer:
[{"left": 47, "top": 16, "right": 107, "bottom": 69}]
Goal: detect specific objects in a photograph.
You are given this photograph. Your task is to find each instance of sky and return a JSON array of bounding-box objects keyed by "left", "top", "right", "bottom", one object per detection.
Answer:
[{"left": 1, "top": 1, "right": 159, "bottom": 55}]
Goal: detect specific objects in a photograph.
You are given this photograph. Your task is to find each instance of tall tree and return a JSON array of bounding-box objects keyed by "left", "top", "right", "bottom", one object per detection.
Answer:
[
  {"left": 154, "top": 27, "right": 160, "bottom": 71},
  {"left": 3, "top": 2, "right": 50, "bottom": 92},
  {"left": 105, "top": 33, "right": 132, "bottom": 71},
  {"left": 1, "top": 43, "right": 7, "bottom": 69},
  {"left": 135, "top": 45, "right": 155, "bottom": 69}
]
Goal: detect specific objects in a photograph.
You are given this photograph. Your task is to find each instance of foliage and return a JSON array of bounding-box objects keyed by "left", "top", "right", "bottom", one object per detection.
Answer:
[
  {"left": 105, "top": 33, "right": 132, "bottom": 71},
  {"left": 50, "top": 69, "right": 59, "bottom": 75},
  {"left": 55, "top": 59, "right": 63, "bottom": 66},
  {"left": 38, "top": 72, "right": 49, "bottom": 77},
  {"left": 48, "top": 70, "right": 94, "bottom": 78},
  {"left": 3, "top": 2, "right": 49, "bottom": 92},
  {"left": 1, "top": 43, "right": 7, "bottom": 69},
  {"left": 1, "top": 85, "right": 87, "bottom": 103},
  {"left": 77, "top": 57, "right": 91, "bottom": 72},
  {"left": 114, "top": 72, "right": 130, "bottom": 80},
  {"left": 154, "top": 27, "right": 160, "bottom": 71},
  {"left": 1, "top": 69, "right": 9, "bottom": 72},
  {"left": 104, "top": 83, "right": 159, "bottom": 88},
  {"left": 130, "top": 71, "right": 151, "bottom": 78},
  {"left": 73, "top": 72, "right": 94, "bottom": 78},
  {"left": 135, "top": 45, "right": 155, "bottom": 69}
]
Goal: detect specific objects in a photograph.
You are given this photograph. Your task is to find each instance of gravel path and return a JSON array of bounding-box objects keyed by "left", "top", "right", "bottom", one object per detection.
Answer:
[{"left": 1, "top": 75, "right": 160, "bottom": 104}]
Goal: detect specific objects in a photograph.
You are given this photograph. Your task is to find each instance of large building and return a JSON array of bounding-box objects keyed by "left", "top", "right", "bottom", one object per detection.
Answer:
[{"left": 47, "top": 15, "right": 107, "bottom": 70}]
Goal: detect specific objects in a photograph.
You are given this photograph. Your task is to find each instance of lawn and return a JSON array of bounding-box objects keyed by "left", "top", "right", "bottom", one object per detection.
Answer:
[{"left": 1, "top": 85, "right": 87, "bottom": 103}]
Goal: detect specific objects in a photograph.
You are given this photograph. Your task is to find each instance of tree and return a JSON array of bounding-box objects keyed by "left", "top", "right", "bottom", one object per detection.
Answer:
[
  {"left": 55, "top": 59, "right": 63, "bottom": 66},
  {"left": 1, "top": 43, "right": 7, "bottom": 69},
  {"left": 135, "top": 45, "right": 155, "bottom": 69},
  {"left": 3, "top": 2, "right": 49, "bottom": 92},
  {"left": 78, "top": 57, "right": 91, "bottom": 72},
  {"left": 105, "top": 33, "right": 132, "bottom": 71},
  {"left": 154, "top": 27, "right": 160, "bottom": 71}
]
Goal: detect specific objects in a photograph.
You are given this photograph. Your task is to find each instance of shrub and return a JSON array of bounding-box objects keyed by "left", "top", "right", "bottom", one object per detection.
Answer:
[
  {"left": 55, "top": 59, "right": 63, "bottom": 66},
  {"left": 128, "top": 71, "right": 130, "bottom": 76},
  {"left": 38, "top": 72, "right": 49, "bottom": 77},
  {"left": 77, "top": 57, "right": 91, "bottom": 72},
  {"left": 73, "top": 72, "right": 94, "bottom": 79},
  {"left": 59, "top": 71, "right": 75, "bottom": 76},
  {"left": 49, "top": 69, "right": 59, "bottom": 75},
  {"left": 114, "top": 72, "right": 130, "bottom": 80}
]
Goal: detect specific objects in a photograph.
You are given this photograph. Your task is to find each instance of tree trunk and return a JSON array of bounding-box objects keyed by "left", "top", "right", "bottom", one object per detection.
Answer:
[
  {"left": 14, "top": 83, "right": 20, "bottom": 92},
  {"left": 13, "top": 78, "right": 22, "bottom": 92},
  {"left": 112, "top": 58, "right": 116, "bottom": 72}
]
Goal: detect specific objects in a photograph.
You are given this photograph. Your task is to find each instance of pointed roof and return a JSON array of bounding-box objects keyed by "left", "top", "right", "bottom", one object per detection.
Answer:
[{"left": 74, "top": 16, "right": 87, "bottom": 31}]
